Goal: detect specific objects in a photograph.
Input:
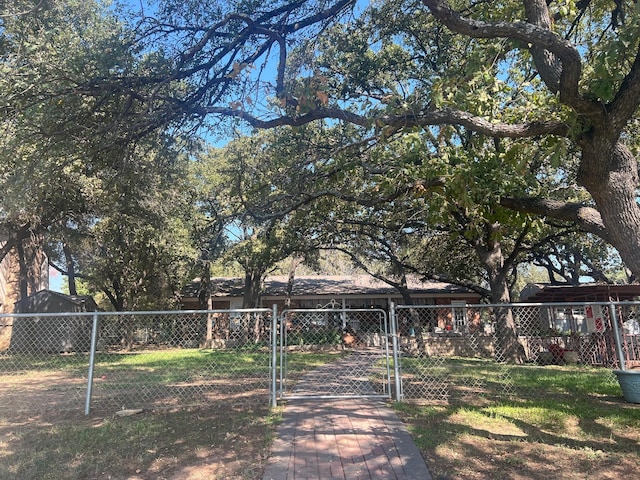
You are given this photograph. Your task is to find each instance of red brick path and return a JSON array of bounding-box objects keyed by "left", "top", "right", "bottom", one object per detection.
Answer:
[{"left": 262, "top": 398, "right": 432, "bottom": 480}]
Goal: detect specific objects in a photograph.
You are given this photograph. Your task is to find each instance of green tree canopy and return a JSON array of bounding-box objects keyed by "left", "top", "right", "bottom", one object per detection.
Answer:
[{"left": 91, "top": 0, "right": 640, "bottom": 279}]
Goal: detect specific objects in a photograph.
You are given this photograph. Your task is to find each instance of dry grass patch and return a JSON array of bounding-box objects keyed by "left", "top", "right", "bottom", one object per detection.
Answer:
[{"left": 0, "top": 396, "right": 280, "bottom": 480}]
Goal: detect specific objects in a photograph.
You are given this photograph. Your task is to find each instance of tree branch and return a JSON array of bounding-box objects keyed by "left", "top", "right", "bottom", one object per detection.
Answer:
[
  {"left": 0, "top": 0, "right": 46, "bottom": 17},
  {"left": 328, "top": 246, "right": 408, "bottom": 293},
  {"left": 421, "top": 0, "right": 602, "bottom": 116},
  {"left": 195, "top": 105, "right": 570, "bottom": 137},
  {"left": 244, "top": 177, "right": 446, "bottom": 221},
  {"left": 500, "top": 196, "right": 610, "bottom": 242},
  {"left": 420, "top": 271, "right": 491, "bottom": 299},
  {"left": 47, "top": 260, "right": 89, "bottom": 280},
  {"left": 609, "top": 42, "right": 640, "bottom": 135},
  {"left": 0, "top": 224, "right": 33, "bottom": 265}
]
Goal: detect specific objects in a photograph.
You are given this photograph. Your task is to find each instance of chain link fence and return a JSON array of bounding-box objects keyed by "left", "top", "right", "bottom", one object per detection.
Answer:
[
  {"left": 0, "top": 311, "right": 93, "bottom": 415},
  {"left": 393, "top": 302, "right": 636, "bottom": 402},
  {"left": 2, "top": 302, "right": 637, "bottom": 417},
  {"left": 0, "top": 309, "right": 273, "bottom": 416}
]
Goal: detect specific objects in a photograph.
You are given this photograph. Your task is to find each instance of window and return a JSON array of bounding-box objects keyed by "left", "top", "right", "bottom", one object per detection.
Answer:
[{"left": 451, "top": 301, "right": 467, "bottom": 332}]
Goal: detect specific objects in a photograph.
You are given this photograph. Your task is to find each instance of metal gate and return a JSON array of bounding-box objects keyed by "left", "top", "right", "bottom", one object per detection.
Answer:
[{"left": 274, "top": 308, "right": 396, "bottom": 401}]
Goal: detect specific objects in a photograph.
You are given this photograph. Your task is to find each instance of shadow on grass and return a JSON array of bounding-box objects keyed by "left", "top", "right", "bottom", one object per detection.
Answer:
[
  {"left": 395, "top": 367, "right": 640, "bottom": 480},
  {"left": 0, "top": 396, "right": 278, "bottom": 480}
]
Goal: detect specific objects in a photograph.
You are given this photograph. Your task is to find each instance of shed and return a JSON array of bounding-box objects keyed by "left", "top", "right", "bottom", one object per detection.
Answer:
[{"left": 8, "top": 290, "right": 99, "bottom": 353}]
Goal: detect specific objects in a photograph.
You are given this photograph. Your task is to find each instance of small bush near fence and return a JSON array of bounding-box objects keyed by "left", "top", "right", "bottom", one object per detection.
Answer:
[{"left": 286, "top": 328, "right": 343, "bottom": 347}]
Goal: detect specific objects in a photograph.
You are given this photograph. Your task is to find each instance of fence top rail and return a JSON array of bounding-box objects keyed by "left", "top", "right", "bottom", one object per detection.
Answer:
[
  {"left": 394, "top": 301, "right": 640, "bottom": 309},
  {"left": 0, "top": 307, "right": 273, "bottom": 320},
  {"left": 280, "top": 307, "right": 387, "bottom": 314}
]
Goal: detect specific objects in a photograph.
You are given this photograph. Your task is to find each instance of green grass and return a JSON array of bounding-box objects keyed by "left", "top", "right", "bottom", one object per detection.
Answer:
[
  {"left": 4, "top": 351, "right": 638, "bottom": 479},
  {"left": 399, "top": 356, "right": 621, "bottom": 396},
  {"left": 3, "top": 347, "right": 343, "bottom": 380},
  {"left": 395, "top": 359, "right": 640, "bottom": 479},
  {"left": 94, "top": 349, "right": 272, "bottom": 384},
  {"left": 92, "top": 349, "right": 343, "bottom": 384}
]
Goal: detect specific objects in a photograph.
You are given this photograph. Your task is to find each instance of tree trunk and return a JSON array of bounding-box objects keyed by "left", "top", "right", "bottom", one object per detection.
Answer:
[
  {"left": 197, "top": 260, "right": 211, "bottom": 309},
  {"left": 62, "top": 242, "right": 77, "bottom": 295},
  {"left": 285, "top": 257, "right": 302, "bottom": 308},
  {"left": 242, "top": 267, "right": 265, "bottom": 309},
  {"left": 15, "top": 240, "right": 28, "bottom": 310},
  {"left": 103, "top": 279, "right": 125, "bottom": 311},
  {"left": 475, "top": 237, "right": 526, "bottom": 364},
  {"left": 578, "top": 141, "right": 640, "bottom": 279},
  {"left": 395, "top": 275, "right": 428, "bottom": 354},
  {"left": 490, "top": 286, "right": 526, "bottom": 364},
  {"left": 102, "top": 278, "right": 133, "bottom": 349}
]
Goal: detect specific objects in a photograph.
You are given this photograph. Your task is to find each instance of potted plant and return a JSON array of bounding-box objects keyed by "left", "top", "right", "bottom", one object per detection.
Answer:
[
  {"left": 614, "top": 369, "right": 640, "bottom": 403},
  {"left": 611, "top": 311, "right": 640, "bottom": 403},
  {"left": 563, "top": 350, "right": 580, "bottom": 365}
]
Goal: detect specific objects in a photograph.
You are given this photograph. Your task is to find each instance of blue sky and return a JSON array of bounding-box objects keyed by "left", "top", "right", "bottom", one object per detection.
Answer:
[
  {"left": 49, "top": 0, "right": 373, "bottom": 293},
  {"left": 49, "top": 267, "right": 63, "bottom": 292}
]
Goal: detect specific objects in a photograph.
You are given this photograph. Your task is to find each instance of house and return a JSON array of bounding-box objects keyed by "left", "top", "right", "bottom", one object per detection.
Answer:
[
  {"left": 182, "top": 274, "right": 481, "bottom": 311},
  {"left": 181, "top": 274, "right": 483, "bottom": 349},
  {"left": 519, "top": 283, "right": 640, "bottom": 335},
  {"left": 5, "top": 290, "right": 99, "bottom": 353},
  {"left": 520, "top": 283, "right": 640, "bottom": 303}
]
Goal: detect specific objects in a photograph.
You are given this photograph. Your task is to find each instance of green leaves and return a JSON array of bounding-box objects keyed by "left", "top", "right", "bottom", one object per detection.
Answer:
[{"left": 580, "top": 1, "right": 640, "bottom": 102}]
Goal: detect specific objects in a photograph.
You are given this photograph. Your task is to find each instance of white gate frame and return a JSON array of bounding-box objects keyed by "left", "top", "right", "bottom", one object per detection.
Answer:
[{"left": 272, "top": 307, "right": 396, "bottom": 404}]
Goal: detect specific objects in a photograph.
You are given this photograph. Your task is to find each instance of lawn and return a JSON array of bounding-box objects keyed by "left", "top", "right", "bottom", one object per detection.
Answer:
[
  {"left": 1, "top": 352, "right": 638, "bottom": 479},
  {"left": 0, "top": 350, "right": 341, "bottom": 480},
  {"left": 394, "top": 361, "right": 640, "bottom": 480}
]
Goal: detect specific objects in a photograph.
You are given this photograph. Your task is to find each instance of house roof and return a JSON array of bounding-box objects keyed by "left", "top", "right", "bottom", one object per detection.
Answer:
[
  {"left": 520, "top": 283, "right": 640, "bottom": 303},
  {"left": 182, "top": 278, "right": 245, "bottom": 298},
  {"left": 261, "top": 275, "right": 474, "bottom": 297},
  {"left": 183, "top": 275, "right": 478, "bottom": 299}
]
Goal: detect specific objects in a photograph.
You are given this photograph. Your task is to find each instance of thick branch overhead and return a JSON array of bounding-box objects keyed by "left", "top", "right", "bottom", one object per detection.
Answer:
[
  {"left": 500, "top": 197, "right": 609, "bottom": 242},
  {"left": 196, "top": 105, "right": 569, "bottom": 138}
]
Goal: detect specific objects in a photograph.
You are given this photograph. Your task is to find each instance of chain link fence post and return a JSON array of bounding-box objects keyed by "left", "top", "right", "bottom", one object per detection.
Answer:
[
  {"left": 609, "top": 302, "right": 627, "bottom": 370},
  {"left": 389, "top": 302, "right": 403, "bottom": 401},
  {"left": 270, "top": 304, "right": 278, "bottom": 408},
  {"left": 84, "top": 311, "right": 100, "bottom": 415}
]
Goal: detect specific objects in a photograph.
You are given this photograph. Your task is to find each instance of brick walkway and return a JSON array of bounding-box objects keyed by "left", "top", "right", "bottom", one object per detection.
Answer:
[{"left": 261, "top": 398, "right": 433, "bottom": 480}]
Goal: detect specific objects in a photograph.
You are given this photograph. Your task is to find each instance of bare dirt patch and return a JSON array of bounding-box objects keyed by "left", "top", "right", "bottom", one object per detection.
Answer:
[
  {"left": 0, "top": 368, "right": 277, "bottom": 479},
  {"left": 0, "top": 394, "right": 277, "bottom": 480},
  {"left": 0, "top": 371, "right": 86, "bottom": 415}
]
